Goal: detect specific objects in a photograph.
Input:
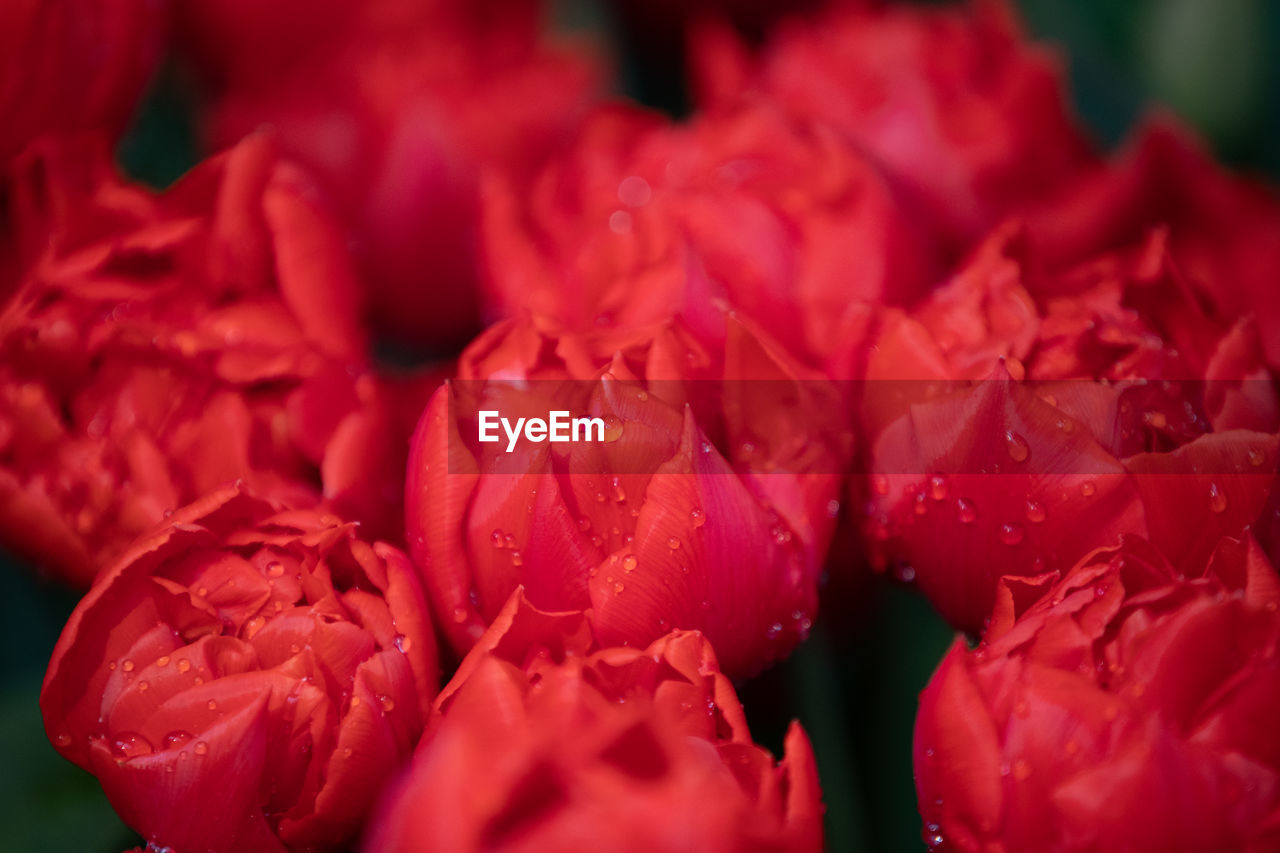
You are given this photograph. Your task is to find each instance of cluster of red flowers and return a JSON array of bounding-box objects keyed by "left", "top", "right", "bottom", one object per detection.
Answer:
[{"left": 4, "top": 0, "right": 1279, "bottom": 850}]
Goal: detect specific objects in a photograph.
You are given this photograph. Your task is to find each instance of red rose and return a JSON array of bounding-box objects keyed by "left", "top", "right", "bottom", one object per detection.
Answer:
[
  {"left": 692, "top": 0, "right": 1095, "bottom": 253},
  {"left": 914, "top": 533, "right": 1280, "bottom": 852},
  {"left": 406, "top": 314, "right": 849, "bottom": 677},
  {"left": 858, "top": 225, "right": 1278, "bottom": 632},
  {"left": 366, "top": 588, "right": 823, "bottom": 852},
  {"left": 1027, "top": 115, "right": 1280, "bottom": 372},
  {"left": 0, "top": 134, "right": 378, "bottom": 586},
  {"left": 178, "top": 0, "right": 605, "bottom": 350},
  {"left": 0, "top": 0, "right": 166, "bottom": 165},
  {"left": 481, "top": 100, "right": 932, "bottom": 372},
  {"left": 41, "top": 486, "right": 439, "bottom": 853}
]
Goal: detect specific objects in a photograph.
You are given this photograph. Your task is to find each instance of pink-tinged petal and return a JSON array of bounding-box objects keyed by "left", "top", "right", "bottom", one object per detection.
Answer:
[
  {"left": 591, "top": 408, "right": 812, "bottom": 677},
  {"left": 780, "top": 721, "right": 825, "bottom": 852},
  {"left": 1203, "top": 319, "right": 1280, "bottom": 433},
  {"left": 914, "top": 641, "right": 1004, "bottom": 847},
  {"left": 406, "top": 384, "right": 484, "bottom": 650},
  {"left": 262, "top": 162, "right": 367, "bottom": 362},
  {"left": 1125, "top": 431, "right": 1279, "bottom": 577},
  {"left": 88, "top": 689, "right": 283, "bottom": 853}
]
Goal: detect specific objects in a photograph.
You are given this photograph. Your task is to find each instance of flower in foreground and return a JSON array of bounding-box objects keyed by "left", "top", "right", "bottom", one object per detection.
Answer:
[
  {"left": 366, "top": 588, "right": 823, "bottom": 852},
  {"left": 41, "top": 486, "right": 439, "bottom": 852}
]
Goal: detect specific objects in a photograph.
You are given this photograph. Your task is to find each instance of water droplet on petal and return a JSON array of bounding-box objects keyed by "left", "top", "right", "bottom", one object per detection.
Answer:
[
  {"left": 1248, "top": 448, "right": 1266, "bottom": 467},
  {"left": 1000, "top": 523, "right": 1025, "bottom": 546},
  {"left": 207, "top": 700, "right": 217, "bottom": 712},
  {"left": 510, "top": 550, "right": 523, "bottom": 567},
  {"left": 452, "top": 608, "right": 468, "bottom": 624},
  {"left": 898, "top": 565, "right": 916, "bottom": 583},
  {"left": 690, "top": 507, "right": 706, "bottom": 528},
  {"left": 176, "top": 659, "right": 190, "bottom": 673},
  {"left": 929, "top": 475, "right": 948, "bottom": 501},
  {"left": 137, "top": 680, "right": 150, "bottom": 692},
  {"left": 121, "top": 660, "right": 135, "bottom": 673},
  {"left": 1005, "top": 430, "right": 1030, "bottom": 463},
  {"left": 666, "top": 537, "right": 680, "bottom": 550},
  {"left": 870, "top": 475, "right": 889, "bottom": 496},
  {"left": 394, "top": 634, "right": 412, "bottom": 654},
  {"left": 112, "top": 732, "right": 153, "bottom": 759},
  {"left": 610, "top": 477, "right": 627, "bottom": 503},
  {"left": 1081, "top": 481, "right": 1097, "bottom": 497},
  {"left": 163, "top": 731, "right": 194, "bottom": 750},
  {"left": 193, "top": 741, "right": 208, "bottom": 756},
  {"left": 622, "top": 554, "right": 638, "bottom": 572},
  {"left": 54, "top": 733, "right": 71, "bottom": 748},
  {"left": 913, "top": 493, "right": 928, "bottom": 516},
  {"left": 266, "top": 561, "right": 285, "bottom": 578},
  {"left": 1208, "top": 482, "right": 1227, "bottom": 513},
  {"left": 613, "top": 582, "right": 624, "bottom": 593},
  {"left": 1024, "top": 500, "right": 1046, "bottom": 523},
  {"left": 379, "top": 695, "right": 395, "bottom": 712},
  {"left": 956, "top": 498, "right": 977, "bottom": 524}
]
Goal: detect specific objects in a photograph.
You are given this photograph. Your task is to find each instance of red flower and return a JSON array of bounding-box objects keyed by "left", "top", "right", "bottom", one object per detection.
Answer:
[
  {"left": 366, "top": 588, "right": 823, "bottom": 852},
  {"left": 1027, "top": 115, "right": 1280, "bottom": 372},
  {"left": 406, "top": 314, "right": 849, "bottom": 677},
  {"left": 857, "top": 226, "right": 1278, "bottom": 632},
  {"left": 0, "top": 0, "right": 166, "bottom": 165},
  {"left": 481, "top": 101, "right": 932, "bottom": 371},
  {"left": 914, "top": 534, "right": 1280, "bottom": 852},
  {"left": 693, "top": 0, "right": 1095, "bottom": 253},
  {"left": 0, "top": 135, "right": 378, "bottom": 586},
  {"left": 178, "top": 0, "right": 605, "bottom": 350},
  {"left": 41, "top": 487, "right": 439, "bottom": 853}
]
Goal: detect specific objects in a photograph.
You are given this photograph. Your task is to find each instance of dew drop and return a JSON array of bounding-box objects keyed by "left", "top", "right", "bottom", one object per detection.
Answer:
[
  {"left": 137, "top": 680, "right": 150, "bottom": 692},
  {"left": 1080, "top": 481, "right": 1097, "bottom": 497},
  {"left": 826, "top": 499, "right": 841, "bottom": 518},
  {"left": 121, "top": 660, "right": 135, "bottom": 673},
  {"left": 266, "top": 561, "right": 285, "bottom": 578},
  {"left": 379, "top": 695, "right": 395, "bottom": 712},
  {"left": 504, "top": 534, "right": 517, "bottom": 550},
  {"left": 156, "top": 655, "right": 170, "bottom": 667},
  {"left": 350, "top": 696, "right": 362, "bottom": 709},
  {"left": 394, "top": 635, "right": 412, "bottom": 654},
  {"left": 452, "top": 608, "right": 468, "bottom": 624},
  {"left": 1000, "top": 523, "right": 1025, "bottom": 546},
  {"left": 1248, "top": 448, "right": 1266, "bottom": 467},
  {"left": 766, "top": 622, "right": 783, "bottom": 638},
  {"left": 1005, "top": 430, "right": 1030, "bottom": 463},
  {"left": 510, "top": 550, "right": 523, "bottom": 567},
  {"left": 163, "top": 731, "right": 194, "bottom": 750},
  {"left": 929, "top": 475, "right": 948, "bottom": 501},
  {"left": 666, "top": 537, "right": 680, "bottom": 551},
  {"left": 343, "top": 747, "right": 353, "bottom": 759},
  {"left": 1145, "top": 411, "right": 1168, "bottom": 429},
  {"left": 602, "top": 415, "right": 624, "bottom": 442},
  {"left": 610, "top": 477, "right": 627, "bottom": 503},
  {"left": 176, "top": 659, "right": 191, "bottom": 673},
  {"left": 898, "top": 565, "right": 916, "bottom": 583},
  {"left": 1208, "top": 482, "right": 1227, "bottom": 513},
  {"left": 622, "top": 554, "right": 638, "bottom": 572},
  {"left": 54, "top": 733, "right": 71, "bottom": 748},
  {"left": 207, "top": 700, "right": 218, "bottom": 712},
  {"left": 1057, "top": 418, "right": 1076, "bottom": 434},
  {"left": 956, "top": 498, "right": 977, "bottom": 524},
  {"left": 613, "top": 582, "right": 625, "bottom": 593},
  {"left": 690, "top": 507, "right": 706, "bottom": 528},
  {"left": 1024, "top": 500, "right": 1046, "bottom": 523},
  {"left": 193, "top": 741, "right": 208, "bottom": 756},
  {"left": 870, "top": 474, "right": 890, "bottom": 496},
  {"left": 111, "top": 732, "right": 153, "bottom": 759},
  {"left": 577, "top": 517, "right": 592, "bottom": 533},
  {"left": 107, "top": 661, "right": 117, "bottom": 671}
]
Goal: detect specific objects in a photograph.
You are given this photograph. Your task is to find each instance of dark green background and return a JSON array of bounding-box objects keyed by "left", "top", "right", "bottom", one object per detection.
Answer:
[{"left": 5, "top": 1, "right": 1278, "bottom": 850}]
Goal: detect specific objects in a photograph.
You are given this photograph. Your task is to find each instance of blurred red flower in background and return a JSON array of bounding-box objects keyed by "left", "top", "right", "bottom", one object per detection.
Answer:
[
  {"left": 406, "top": 314, "right": 849, "bottom": 677},
  {"left": 41, "top": 487, "right": 439, "bottom": 853},
  {"left": 481, "top": 101, "right": 932, "bottom": 371},
  {"left": 0, "top": 134, "right": 412, "bottom": 586},
  {"left": 0, "top": 0, "right": 167, "bottom": 166},
  {"left": 914, "top": 533, "right": 1280, "bottom": 852},
  {"left": 1027, "top": 116, "right": 1280, "bottom": 372},
  {"left": 693, "top": 0, "right": 1095, "bottom": 254},
  {"left": 855, "top": 225, "right": 1278, "bottom": 632},
  {"left": 367, "top": 588, "right": 822, "bottom": 852},
  {"left": 178, "top": 0, "right": 606, "bottom": 351}
]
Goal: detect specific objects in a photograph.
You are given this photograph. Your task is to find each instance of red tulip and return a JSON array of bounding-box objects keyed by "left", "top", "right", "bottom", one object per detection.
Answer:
[
  {"left": 178, "top": 0, "right": 605, "bottom": 350},
  {"left": 41, "top": 486, "right": 439, "bottom": 853},
  {"left": 914, "top": 533, "right": 1280, "bottom": 852},
  {"left": 0, "top": 0, "right": 166, "bottom": 165},
  {"left": 692, "top": 0, "right": 1095, "bottom": 253},
  {"left": 858, "top": 226, "right": 1279, "bottom": 632},
  {"left": 0, "top": 134, "right": 378, "bottom": 586},
  {"left": 366, "top": 588, "right": 823, "bottom": 852},
  {"left": 406, "top": 314, "right": 849, "bottom": 677},
  {"left": 1027, "top": 115, "right": 1280, "bottom": 372},
  {"left": 480, "top": 100, "right": 932, "bottom": 371}
]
